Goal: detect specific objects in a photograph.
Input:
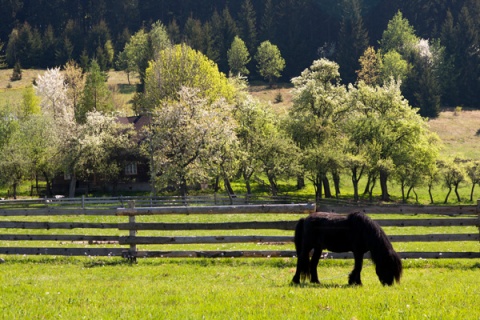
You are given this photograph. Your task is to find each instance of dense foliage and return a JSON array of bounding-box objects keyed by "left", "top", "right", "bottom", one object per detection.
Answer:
[
  {"left": 0, "top": 0, "right": 478, "bottom": 108},
  {"left": 0, "top": 0, "right": 479, "bottom": 201}
]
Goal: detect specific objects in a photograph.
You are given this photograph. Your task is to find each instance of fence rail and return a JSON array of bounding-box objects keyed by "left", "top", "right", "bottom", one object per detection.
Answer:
[{"left": 0, "top": 199, "right": 479, "bottom": 260}]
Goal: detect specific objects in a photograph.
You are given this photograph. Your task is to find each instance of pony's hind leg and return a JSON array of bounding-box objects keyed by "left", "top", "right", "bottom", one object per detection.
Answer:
[
  {"left": 292, "top": 258, "right": 302, "bottom": 284},
  {"left": 348, "top": 252, "right": 364, "bottom": 285},
  {"left": 309, "top": 248, "right": 322, "bottom": 283},
  {"left": 292, "top": 248, "right": 310, "bottom": 284}
]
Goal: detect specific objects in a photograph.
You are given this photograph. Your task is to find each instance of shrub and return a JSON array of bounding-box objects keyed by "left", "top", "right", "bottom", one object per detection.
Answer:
[
  {"left": 10, "top": 62, "right": 22, "bottom": 81},
  {"left": 454, "top": 106, "right": 462, "bottom": 115},
  {"left": 274, "top": 92, "right": 283, "bottom": 103}
]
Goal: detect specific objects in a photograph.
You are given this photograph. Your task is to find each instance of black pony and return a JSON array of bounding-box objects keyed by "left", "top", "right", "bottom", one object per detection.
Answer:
[{"left": 292, "top": 212, "right": 402, "bottom": 286}]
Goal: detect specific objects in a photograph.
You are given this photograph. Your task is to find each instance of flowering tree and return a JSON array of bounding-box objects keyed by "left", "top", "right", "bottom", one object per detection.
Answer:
[
  {"left": 62, "top": 111, "right": 135, "bottom": 196},
  {"left": 34, "top": 67, "right": 74, "bottom": 125},
  {"left": 148, "top": 87, "right": 237, "bottom": 196}
]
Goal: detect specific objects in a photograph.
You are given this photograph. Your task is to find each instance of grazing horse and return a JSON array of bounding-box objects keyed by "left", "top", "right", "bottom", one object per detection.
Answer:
[{"left": 292, "top": 212, "right": 402, "bottom": 286}]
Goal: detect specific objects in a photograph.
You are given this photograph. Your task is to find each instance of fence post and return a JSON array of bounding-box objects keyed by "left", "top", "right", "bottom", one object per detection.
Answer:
[
  {"left": 477, "top": 200, "right": 480, "bottom": 241},
  {"left": 128, "top": 200, "right": 137, "bottom": 262}
]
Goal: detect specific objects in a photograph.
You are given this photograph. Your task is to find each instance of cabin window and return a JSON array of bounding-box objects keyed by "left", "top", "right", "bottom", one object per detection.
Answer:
[{"left": 125, "top": 162, "right": 138, "bottom": 175}]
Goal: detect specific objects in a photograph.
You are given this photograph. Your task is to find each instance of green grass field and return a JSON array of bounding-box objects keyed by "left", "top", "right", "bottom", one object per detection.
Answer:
[
  {"left": 0, "top": 257, "right": 479, "bottom": 319},
  {"left": 1, "top": 69, "right": 479, "bottom": 319}
]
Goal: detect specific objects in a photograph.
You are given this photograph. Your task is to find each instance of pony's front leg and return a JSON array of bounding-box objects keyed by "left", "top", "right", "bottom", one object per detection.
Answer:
[
  {"left": 309, "top": 248, "right": 322, "bottom": 283},
  {"left": 348, "top": 251, "right": 364, "bottom": 285}
]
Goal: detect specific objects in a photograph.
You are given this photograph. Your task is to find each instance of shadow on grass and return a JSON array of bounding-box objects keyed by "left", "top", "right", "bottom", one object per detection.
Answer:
[
  {"left": 2, "top": 256, "right": 478, "bottom": 271},
  {"left": 289, "top": 282, "right": 349, "bottom": 289}
]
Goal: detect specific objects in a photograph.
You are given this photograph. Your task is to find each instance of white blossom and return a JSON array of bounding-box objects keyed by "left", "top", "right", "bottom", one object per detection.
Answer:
[
  {"left": 416, "top": 39, "right": 433, "bottom": 63},
  {"left": 34, "top": 67, "right": 74, "bottom": 126}
]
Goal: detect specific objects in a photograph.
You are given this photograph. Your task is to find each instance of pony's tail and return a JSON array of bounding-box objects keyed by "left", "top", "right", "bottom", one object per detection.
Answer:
[
  {"left": 294, "top": 218, "right": 310, "bottom": 282},
  {"left": 351, "top": 212, "right": 403, "bottom": 285}
]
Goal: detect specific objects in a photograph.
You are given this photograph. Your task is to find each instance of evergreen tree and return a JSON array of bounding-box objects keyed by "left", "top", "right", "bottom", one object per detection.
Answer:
[
  {"left": 209, "top": 10, "right": 224, "bottom": 65},
  {"left": 184, "top": 17, "right": 204, "bottom": 51},
  {"left": 89, "top": 20, "right": 112, "bottom": 70},
  {"left": 64, "top": 60, "right": 86, "bottom": 116},
  {"left": 454, "top": 3, "right": 479, "bottom": 107},
  {"left": 254, "top": 40, "right": 285, "bottom": 86},
  {"left": 42, "top": 25, "right": 56, "bottom": 68},
  {"left": 6, "top": 23, "right": 42, "bottom": 68},
  {"left": 259, "top": 0, "right": 277, "bottom": 42},
  {"left": 167, "top": 19, "right": 181, "bottom": 45},
  {"left": 336, "top": 0, "right": 369, "bottom": 85},
  {"left": 403, "top": 42, "right": 441, "bottom": 118},
  {"left": 238, "top": 0, "right": 258, "bottom": 54},
  {"left": 379, "top": 11, "right": 418, "bottom": 56},
  {"left": 440, "top": 10, "right": 460, "bottom": 106},
  {"left": 201, "top": 22, "right": 219, "bottom": 64},
  {"left": 220, "top": 7, "right": 239, "bottom": 72},
  {"left": 10, "top": 61, "right": 22, "bottom": 81},
  {"left": 0, "top": 40, "right": 6, "bottom": 68},
  {"left": 228, "top": 36, "right": 251, "bottom": 76},
  {"left": 78, "top": 60, "right": 113, "bottom": 123},
  {"left": 356, "top": 46, "right": 382, "bottom": 85}
]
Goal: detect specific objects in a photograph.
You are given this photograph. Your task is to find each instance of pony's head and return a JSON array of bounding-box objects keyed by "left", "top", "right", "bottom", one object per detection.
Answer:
[{"left": 375, "top": 250, "right": 403, "bottom": 286}]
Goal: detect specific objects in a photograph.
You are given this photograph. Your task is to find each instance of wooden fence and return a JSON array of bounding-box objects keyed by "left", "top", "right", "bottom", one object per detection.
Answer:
[{"left": 0, "top": 197, "right": 479, "bottom": 260}]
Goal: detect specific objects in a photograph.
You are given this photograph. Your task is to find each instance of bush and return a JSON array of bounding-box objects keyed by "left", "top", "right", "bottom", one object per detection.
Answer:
[
  {"left": 454, "top": 106, "right": 462, "bottom": 116},
  {"left": 274, "top": 92, "right": 283, "bottom": 103},
  {"left": 10, "top": 62, "right": 22, "bottom": 81}
]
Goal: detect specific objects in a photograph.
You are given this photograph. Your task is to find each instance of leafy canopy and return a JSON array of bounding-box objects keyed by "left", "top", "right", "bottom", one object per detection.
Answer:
[{"left": 144, "top": 43, "right": 236, "bottom": 111}]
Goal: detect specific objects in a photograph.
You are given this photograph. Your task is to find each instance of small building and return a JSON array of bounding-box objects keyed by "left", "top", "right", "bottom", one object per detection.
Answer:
[{"left": 52, "top": 115, "right": 152, "bottom": 196}]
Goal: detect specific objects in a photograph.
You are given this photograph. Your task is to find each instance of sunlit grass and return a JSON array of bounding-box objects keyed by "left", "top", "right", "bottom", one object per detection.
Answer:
[{"left": 0, "top": 257, "right": 478, "bottom": 319}]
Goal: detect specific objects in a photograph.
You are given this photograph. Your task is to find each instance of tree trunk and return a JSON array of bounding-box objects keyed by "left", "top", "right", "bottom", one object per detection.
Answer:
[
  {"left": 368, "top": 178, "right": 376, "bottom": 202},
  {"left": 296, "top": 175, "right": 305, "bottom": 189},
  {"left": 180, "top": 177, "right": 188, "bottom": 198},
  {"left": 68, "top": 175, "right": 77, "bottom": 198},
  {"left": 223, "top": 176, "right": 235, "bottom": 196},
  {"left": 444, "top": 187, "right": 452, "bottom": 204},
  {"left": 314, "top": 175, "right": 323, "bottom": 202},
  {"left": 379, "top": 170, "right": 390, "bottom": 201},
  {"left": 470, "top": 183, "right": 475, "bottom": 202},
  {"left": 35, "top": 174, "right": 39, "bottom": 196},
  {"left": 244, "top": 179, "right": 252, "bottom": 195},
  {"left": 323, "top": 176, "right": 332, "bottom": 198},
  {"left": 12, "top": 182, "right": 17, "bottom": 199},
  {"left": 214, "top": 176, "right": 220, "bottom": 193},
  {"left": 406, "top": 185, "right": 413, "bottom": 202},
  {"left": 401, "top": 182, "right": 406, "bottom": 203},
  {"left": 243, "top": 171, "right": 253, "bottom": 195},
  {"left": 43, "top": 171, "right": 52, "bottom": 197},
  {"left": 454, "top": 183, "right": 461, "bottom": 202},
  {"left": 351, "top": 167, "right": 362, "bottom": 202},
  {"left": 428, "top": 184, "right": 434, "bottom": 204},
  {"left": 363, "top": 175, "right": 371, "bottom": 195},
  {"left": 267, "top": 175, "right": 278, "bottom": 196},
  {"left": 332, "top": 172, "right": 341, "bottom": 198},
  {"left": 352, "top": 176, "right": 359, "bottom": 202}
]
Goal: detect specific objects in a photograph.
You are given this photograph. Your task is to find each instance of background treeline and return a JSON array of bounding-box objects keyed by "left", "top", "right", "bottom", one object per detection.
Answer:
[{"left": 0, "top": 0, "right": 478, "bottom": 109}]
